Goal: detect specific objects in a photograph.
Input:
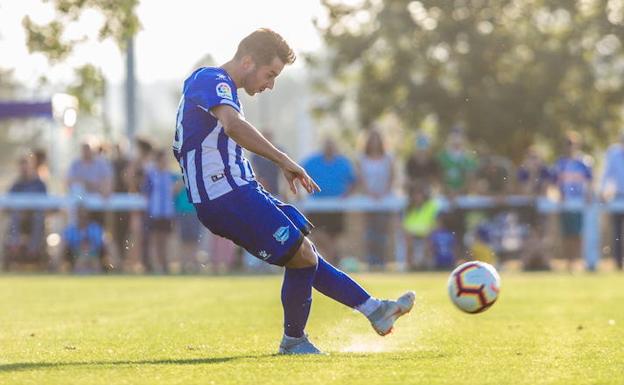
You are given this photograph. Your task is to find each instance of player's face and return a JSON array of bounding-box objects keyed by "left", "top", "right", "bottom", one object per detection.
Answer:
[{"left": 243, "top": 56, "right": 285, "bottom": 96}]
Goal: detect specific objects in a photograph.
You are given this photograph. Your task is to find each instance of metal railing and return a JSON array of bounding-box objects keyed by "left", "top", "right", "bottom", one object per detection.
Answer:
[{"left": 2, "top": 192, "right": 623, "bottom": 269}]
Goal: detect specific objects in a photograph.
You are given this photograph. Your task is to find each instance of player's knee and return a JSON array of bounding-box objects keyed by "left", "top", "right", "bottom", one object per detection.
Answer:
[{"left": 285, "top": 238, "right": 318, "bottom": 268}]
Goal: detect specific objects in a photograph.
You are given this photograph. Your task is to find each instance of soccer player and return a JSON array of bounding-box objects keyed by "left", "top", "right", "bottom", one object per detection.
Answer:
[{"left": 172, "top": 28, "right": 415, "bottom": 355}]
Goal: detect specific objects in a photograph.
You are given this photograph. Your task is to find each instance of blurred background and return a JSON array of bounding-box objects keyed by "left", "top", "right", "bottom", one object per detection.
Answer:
[{"left": 1, "top": 0, "right": 623, "bottom": 275}]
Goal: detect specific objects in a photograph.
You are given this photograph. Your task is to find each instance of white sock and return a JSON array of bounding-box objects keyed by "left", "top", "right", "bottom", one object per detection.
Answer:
[{"left": 355, "top": 297, "right": 382, "bottom": 317}]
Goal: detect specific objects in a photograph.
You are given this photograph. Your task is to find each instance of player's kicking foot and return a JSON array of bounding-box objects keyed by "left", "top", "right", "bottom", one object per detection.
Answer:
[
  {"left": 368, "top": 291, "right": 416, "bottom": 336},
  {"left": 278, "top": 334, "right": 323, "bottom": 355}
]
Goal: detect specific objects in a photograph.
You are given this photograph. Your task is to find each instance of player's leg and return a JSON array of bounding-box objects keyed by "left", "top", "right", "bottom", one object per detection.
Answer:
[
  {"left": 310, "top": 242, "right": 415, "bottom": 336},
  {"left": 193, "top": 185, "right": 323, "bottom": 354},
  {"left": 277, "top": 238, "right": 322, "bottom": 354},
  {"left": 282, "top": 238, "right": 317, "bottom": 339},
  {"left": 261, "top": 187, "right": 416, "bottom": 336}
]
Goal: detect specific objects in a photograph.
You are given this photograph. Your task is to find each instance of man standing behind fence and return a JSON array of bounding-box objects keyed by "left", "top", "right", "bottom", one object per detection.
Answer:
[
  {"left": 552, "top": 131, "right": 593, "bottom": 271},
  {"left": 302, "top": 138, "right": 356, "bottom": 265},
  {"left": 601, "top": 131, "right": 624, "bottom": 270},
  {"left": 142, "top": 150, "right": 176, "bottom": 274}
]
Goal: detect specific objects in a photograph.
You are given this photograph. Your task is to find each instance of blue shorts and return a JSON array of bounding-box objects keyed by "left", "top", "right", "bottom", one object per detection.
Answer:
[{"left": 194, "top": 182, "right": 313, "bottom": 266}]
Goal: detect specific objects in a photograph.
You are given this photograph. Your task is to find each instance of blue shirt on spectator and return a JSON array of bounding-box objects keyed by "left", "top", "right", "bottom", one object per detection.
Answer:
[
  {"left": 601, "top": 144, "right": 624, "bottom": 198},
  {"left": 67, "top": 156, "right": 113, "bottom": 193},
  {"left": 7, "top": 177, "right": 47, "bottom": 251},
  {"left": 428, "top": 228, "right": 456, "bottom": 268},
  {"left": 553, "top": 156, "right": 592, "bottom": 200},
  {"left": 10, "top": 178, "right": 46, "bottom": 194},
  {"left": 63, "top": 222, "right": 104, "bottom": 258},
  {"left": 143, "top": 167, "right": 176, "bottom": 218},
  {"left": 302, "top": 154, "right": 356, "bottom": 198}
]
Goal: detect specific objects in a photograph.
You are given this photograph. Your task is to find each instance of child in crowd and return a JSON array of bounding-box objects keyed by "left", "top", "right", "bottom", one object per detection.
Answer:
[
  {"left": 427, "top": 212, "right": 457, "bottom": 270},
  {"left": 63, "top": 205, "right": 105, "bottom": 273},
  {"left": 402, "top": 184, "right": 439, "bottom": 270}
]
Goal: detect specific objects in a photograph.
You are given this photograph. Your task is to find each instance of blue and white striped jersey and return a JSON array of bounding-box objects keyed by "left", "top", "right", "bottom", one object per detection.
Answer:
[{"left": 173, "top": 67, "right": 256, "bottom": 203}]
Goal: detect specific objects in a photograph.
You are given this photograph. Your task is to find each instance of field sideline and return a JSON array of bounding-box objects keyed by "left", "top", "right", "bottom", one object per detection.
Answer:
[{"left": 0, "top": 273, "right": 622, "bottom": 385}]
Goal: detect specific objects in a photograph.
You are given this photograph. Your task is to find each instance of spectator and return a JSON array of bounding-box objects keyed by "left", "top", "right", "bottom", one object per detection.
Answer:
[
  {"left": 142, "top": 149, "right": 176, "bottom": 273},
  {"left": 402, "top": 185, "right": 439, "bottom": 270},
  {"left": 251, "top": 130, "right": 282, "bottom": 197},
  {"left": 33, "top": 148, "right": 50, "bottom": 184},
  {"left": 405, "top": 133, "right": 440, "bottom": 191},
  {"left": 437, "top": 129, "right": 477, "bottom": 196},
  {"left": 357, "top": 129, "right": 394, "bottom": 268},
  {"left": 174, "top": 178, "right": 201, "bottom": 273},
  {"left": 110, "top": 142, "right": 133, "bottom": 264},
  {"left": 302, "top": 138, "right": 356, "bottom": 264},
  {"left": 62, "top": 204, "right": 105, "bottom": 273},
  {"left": 600, "top": 131, "right": 624, "bottom": 270},
  {"left": 67, "top": 141, "right": 113, "bottom": 196},
  {"left": 475, "top": 148, "right": 512, "bottom": 197},
  {"left": 4, "top": 154, "right": 47, "bottom": 269},
  {"left": 428, "top": 212, "right": 457, "bottom": 270},
  {"left": 517, "top": 146, "right": 551, "bottom": 270},
  {"left": 132, "top": 137, "right": 155, "bottom": 271},
  {"left": 552, "top": 131, "right": 593, "bottom": 270},
  {"left": 66, "top": 141, "right": 113, "bottom": 230},
  {"left": 517, "top": 146, "right": 551, "bottom": 196},
  {"left": 130, "top": 137, "right": 154, "bottom": 193},
  {"left": 469, "top": 221, "right": 497, "bottom": 266},
  {"left": 437, "top": 128, "right": 476, "bottom": 258},
  {"left": 476, "top": 147, "right": 512, "bottom": 225}
]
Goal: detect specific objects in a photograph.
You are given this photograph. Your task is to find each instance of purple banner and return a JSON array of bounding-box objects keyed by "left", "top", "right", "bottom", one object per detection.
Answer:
[{"left": 0, "top": 101, "right": 53, "bottom": 120}]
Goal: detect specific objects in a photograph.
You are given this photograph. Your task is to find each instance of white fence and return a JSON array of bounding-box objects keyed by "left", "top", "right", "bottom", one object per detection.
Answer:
[{"left": 1, "top": 193, "right": 623, "bottom": 268}]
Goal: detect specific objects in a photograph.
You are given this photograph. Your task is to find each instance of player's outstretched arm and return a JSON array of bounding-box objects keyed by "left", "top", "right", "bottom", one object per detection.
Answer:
[{"left": 212, "top": 104, "right": 320, "bottom": 195}]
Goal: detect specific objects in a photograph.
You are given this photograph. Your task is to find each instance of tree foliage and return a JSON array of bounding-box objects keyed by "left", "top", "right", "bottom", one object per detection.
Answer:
[
  {"left": 22, "top": 0, "right": 140, "bottom": 115},
  {"left": 314, "top": 0, "right": 624, "bottom": 160}
]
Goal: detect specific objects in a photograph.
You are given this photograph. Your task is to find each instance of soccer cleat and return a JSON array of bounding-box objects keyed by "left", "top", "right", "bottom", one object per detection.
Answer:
[
  {"left": 278, "top": 334, "right": 324, "bottom": 355},
  {"left": 368, "top": 291, "right": 416, "bottom": 336}
]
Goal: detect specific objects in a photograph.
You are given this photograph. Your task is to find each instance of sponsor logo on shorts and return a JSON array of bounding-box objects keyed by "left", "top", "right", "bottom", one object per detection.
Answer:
[
  {"left": 216, "top": 82, "right": 233, "bottom": 100},
  {"left": 258, "top": 250, "right": 271, "bottom": 260},
  {"left": 273, "top": 226, "right": 290, "bottom": 245},
  {"left": 211, "top": 173, "right": 225, "bottom": 182}
]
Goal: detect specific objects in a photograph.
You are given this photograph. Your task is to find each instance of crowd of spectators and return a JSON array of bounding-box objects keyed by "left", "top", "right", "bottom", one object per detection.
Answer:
[{"left": 2, "top": 128, "right": 624, "bottom": 274}]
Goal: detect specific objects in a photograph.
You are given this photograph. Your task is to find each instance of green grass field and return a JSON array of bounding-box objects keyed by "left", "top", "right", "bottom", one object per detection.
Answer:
[{"left": 1, "top": 272, "right": 623, "bottom": 385}]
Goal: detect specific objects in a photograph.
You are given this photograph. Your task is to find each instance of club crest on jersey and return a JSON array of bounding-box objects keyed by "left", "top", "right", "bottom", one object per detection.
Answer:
[
  {"left": 216, "top": 82, "right": 233, "bottom": 100},
  {"left": 273, "top": 226, "right": 290, "bottom": 245}
]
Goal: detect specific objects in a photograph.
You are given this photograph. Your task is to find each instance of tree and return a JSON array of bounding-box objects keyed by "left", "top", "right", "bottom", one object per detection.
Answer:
[
  {"left": 314, "top": 0, "right": 624, "bottom": 160},
  {"left": 22, "top": 0, "right": 140, "bottom": 115}
]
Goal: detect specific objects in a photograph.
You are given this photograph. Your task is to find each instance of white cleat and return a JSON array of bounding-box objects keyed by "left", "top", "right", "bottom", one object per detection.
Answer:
[
  {"left": 277, "top": 334, "right": 324, "bottom": 355},
  {"left": 367, "top": 291, "right": 416, "bottom": 336}
]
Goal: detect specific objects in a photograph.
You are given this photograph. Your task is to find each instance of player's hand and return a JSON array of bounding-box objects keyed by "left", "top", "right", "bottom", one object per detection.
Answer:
[{"left": 278, "top": 156, "right": 321, "bottom": 195}]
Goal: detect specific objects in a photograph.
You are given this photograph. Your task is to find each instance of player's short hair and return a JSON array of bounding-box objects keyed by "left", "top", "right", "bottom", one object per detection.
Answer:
[{"left": 234, "top": 28, "right": 296, "bottom": 66}]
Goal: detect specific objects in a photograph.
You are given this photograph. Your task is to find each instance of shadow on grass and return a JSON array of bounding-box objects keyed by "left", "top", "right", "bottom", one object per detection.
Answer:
[
  {"left": 0, "top": 355, "right": 272, "bottom": 372},
  {"left": 1, "top": 351, "right": 442, "bottom": 373}
]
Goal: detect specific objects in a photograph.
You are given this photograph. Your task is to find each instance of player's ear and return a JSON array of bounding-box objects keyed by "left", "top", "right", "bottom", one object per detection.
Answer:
[{"left": 241, "top": 55, "right": 256, "bottom": 72}]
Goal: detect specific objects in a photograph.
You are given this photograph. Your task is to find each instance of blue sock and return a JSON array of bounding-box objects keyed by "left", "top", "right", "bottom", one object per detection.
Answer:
[
  {"left": 313, "top": 252, "right": 371, "bottom": 308},
  {"left": 281, "top": 265, "right": 317, "bottom": 338}
]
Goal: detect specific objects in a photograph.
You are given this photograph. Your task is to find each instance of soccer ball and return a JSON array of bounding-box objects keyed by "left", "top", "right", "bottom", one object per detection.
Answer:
[{"left": 447, "top": 261, "right": 501, "bottom": 314}]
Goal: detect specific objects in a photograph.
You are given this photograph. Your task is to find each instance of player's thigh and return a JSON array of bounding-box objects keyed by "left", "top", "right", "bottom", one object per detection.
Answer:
[{"left": 194, "top": 186, "right": 305, "bottom": 266}]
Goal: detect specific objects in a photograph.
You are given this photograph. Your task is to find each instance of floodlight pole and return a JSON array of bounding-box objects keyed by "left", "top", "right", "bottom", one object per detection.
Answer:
[{"left": 125, "top": 36, "right": 137, "bottom": 145}]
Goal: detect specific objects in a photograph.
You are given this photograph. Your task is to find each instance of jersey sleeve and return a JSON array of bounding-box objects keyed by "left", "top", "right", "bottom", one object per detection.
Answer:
[{"left": 185, "top": 69, "right": 240, "bottom": 114}]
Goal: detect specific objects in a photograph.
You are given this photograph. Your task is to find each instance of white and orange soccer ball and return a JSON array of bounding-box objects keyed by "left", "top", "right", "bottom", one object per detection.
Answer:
[{"left": 447, "top": 261, "right": 501, "bottom": 314}]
